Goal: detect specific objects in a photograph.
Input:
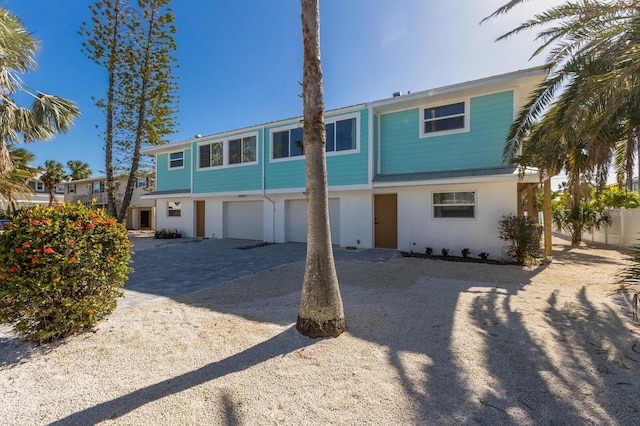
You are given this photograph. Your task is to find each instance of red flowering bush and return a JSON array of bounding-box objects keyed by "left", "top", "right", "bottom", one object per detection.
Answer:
[{"left": 0, "top": 202, "right": 133, "bottom": 343}]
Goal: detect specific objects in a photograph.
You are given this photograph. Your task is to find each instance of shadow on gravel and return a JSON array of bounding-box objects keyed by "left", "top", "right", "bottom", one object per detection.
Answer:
[{"left": 48, "top": 326, "right": 312, "bottom": 425}]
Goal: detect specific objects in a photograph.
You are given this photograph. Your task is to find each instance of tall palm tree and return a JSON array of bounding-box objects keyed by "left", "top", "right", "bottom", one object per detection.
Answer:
[
  {"left": 0, "top": 9, "right": 80, "bottom": 177},
  {"left": 66, "top": 160, "right": 92, "bottom": 180},
  {"left": 484, "top": 0, "right": 640, "bottom": 188},
  {"left": 39, "top": 160, "right": 67, "bottom": 206},
  {"left": 0, "top": 146, "right": 38, "bottom": 213},
  {"left": 296, "top": 0, "right": 345, "bottom": 338}
]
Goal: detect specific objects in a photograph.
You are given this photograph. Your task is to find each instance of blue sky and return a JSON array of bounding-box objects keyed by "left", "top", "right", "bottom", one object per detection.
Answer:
[{"left": 6, "top": 0, "right": 563, "bottom": 175}]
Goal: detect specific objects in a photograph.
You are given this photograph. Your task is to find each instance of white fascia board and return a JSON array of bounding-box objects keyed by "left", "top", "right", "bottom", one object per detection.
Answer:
[
  {"left": 368, "top": 66, "right": 548, "bottom": 113},
  {"left": 373, "top": 171, "right": 542, "bottom": 188}
]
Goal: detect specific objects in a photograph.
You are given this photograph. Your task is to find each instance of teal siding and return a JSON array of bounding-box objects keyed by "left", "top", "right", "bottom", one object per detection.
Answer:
[
  {"left": 192, "top": 132, "right": 264, "bottom": 193},
  {"left": 265, "top": 109, "right": 369, "bottom": 190},
  {"left": 379, "top": 91, "right": 513, "bottom": 174},
  {"left": 156, "top": 149, "right": 191, "bottom": 191}
]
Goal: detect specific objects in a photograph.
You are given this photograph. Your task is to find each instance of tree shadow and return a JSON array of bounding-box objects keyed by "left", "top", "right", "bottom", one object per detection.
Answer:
[{"left": 48, "top": 326, "right": 311, "bottom": 425}]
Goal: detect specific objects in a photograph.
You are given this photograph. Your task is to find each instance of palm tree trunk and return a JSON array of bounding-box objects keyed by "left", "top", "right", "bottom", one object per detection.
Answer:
[{"left": 296, "top": 0, "right": 345, "bottom": 338}]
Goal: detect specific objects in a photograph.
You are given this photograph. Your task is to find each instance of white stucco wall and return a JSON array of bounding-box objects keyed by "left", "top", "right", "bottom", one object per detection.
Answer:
[{"left": 392, "top": 181, "right": 518, "bottom": 259}]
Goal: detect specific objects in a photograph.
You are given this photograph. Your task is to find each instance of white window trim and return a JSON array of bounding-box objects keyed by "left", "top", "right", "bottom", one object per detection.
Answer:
[
  {"left": 167, "top": 201, "right": 182, "bottom": 217},
  {"left": 419, "top": 99, "right": 470, "bottom": 139},
  {"left": 35, "top": 182, "right": 45, "bottom": 192},
  {"left": 196, "top": 132, "right": 259, "bottom": 171},
  {"left": 168, "top": 150, "right": 185, "bottom": 170},
  {"left": 269, "top": 113, "right": 360, "bottom": 163},
  {"left": 431, "top": 190, "right": 477, "bottom": 220}
]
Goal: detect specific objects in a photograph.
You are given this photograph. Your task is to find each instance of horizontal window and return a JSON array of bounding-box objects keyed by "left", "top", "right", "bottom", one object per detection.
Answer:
[
  {"left": 326, "top": 117, "right": 356, "bottom": 152},
  {"left": 198, "top": 134, "right": 258, "bottom": 169},
  {"left": 422, "top": 102, "right": 467, "bottom": 137},
  {"left": 169, "top": 152, "right": 184, "bottom": 169},
  {"left": 199, "top": 142, "right": 223, "bottom": 168},
  {"left": 433, "top": 191, "right": 475, "bottom": 218},
  {"left": 273, "top": 127, "right": 304, "bottom": 159},
  {"left": 167, "top": 201, "right": 182, "bottom": 217},
  {"left": 229, "top": 136, "right": 257, "bottom": 164},
  {"left": 272, "top": 116, "right": 358, "bottom": 160}
]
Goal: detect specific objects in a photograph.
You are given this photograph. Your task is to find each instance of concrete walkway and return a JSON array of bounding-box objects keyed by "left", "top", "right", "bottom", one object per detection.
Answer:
[{"left": 119, "top": 234, "right": 398, "bottom": 312}]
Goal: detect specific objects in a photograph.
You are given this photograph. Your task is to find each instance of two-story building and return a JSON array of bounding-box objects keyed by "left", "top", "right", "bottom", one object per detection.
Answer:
[
  {"left": 64, "top": 174, "right": 156, "bottom": 230},
  {"left": 0, "top": 177, "right": 65, "bottom": 213},
  {"left": 141, "top": 67, "right": 547, "bottom": 258}
]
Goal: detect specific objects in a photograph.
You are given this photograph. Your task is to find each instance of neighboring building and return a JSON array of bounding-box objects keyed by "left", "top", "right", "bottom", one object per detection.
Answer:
[
  {"left": 633, "top": 177, "right": 639, "bottom": 192},
  {"left": 0, "top": 178, "right": 64, "bottom": 212},
  {"left": 141, "top": 67, "right": 547, "bottom": 258},
  {"left": 64, "top": 175, "right": 156, "bottom": 230}
]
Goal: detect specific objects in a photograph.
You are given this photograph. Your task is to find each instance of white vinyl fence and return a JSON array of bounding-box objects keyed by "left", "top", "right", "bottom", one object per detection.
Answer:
[{"left": 575, "top": 208, "right": 640, "bottom": 247}]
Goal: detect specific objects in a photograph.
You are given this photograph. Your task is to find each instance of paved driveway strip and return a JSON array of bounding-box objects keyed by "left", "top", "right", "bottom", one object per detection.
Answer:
[{"left": 120, "top": 236, "right": 397, "bottom": 312}]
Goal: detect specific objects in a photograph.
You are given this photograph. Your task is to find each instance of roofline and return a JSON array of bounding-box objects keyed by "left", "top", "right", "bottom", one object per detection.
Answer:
[
  {"left": 142, "top": 103, "right": 367, "bottom": 155},
  {"left": 368, "top": 65, "right": 549, "bottom": 109}
]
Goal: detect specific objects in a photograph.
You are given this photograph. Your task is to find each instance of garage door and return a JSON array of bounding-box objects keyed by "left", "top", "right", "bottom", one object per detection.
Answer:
[
  {"left": 223, "top": 201, "right": 264, "bottom": 240},
  {"left": 286, "top": 199, "right": 340, "bottom": 244}
]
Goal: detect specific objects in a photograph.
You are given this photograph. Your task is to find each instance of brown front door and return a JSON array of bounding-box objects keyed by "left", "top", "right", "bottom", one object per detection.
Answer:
[
  {"left": 374, "top": 194, "right": 397, "bottom": 248},
  {"left": 196, "top": 201, "right": 205, "bottom": 238}
]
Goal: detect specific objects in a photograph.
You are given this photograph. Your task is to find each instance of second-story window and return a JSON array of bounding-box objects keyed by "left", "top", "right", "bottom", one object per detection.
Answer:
[
  {"left": 271, "top": 116, "right": 358, "bottom": 160},
  {"left": 229, "top": 136, "right": 257, "bottom": 164},
  {"left": 169, "top": 151, "right": 184, "bottom": 169},
  {"left": 422, "top": 101, "right": 467, "bottom": 137},
  {"left": 273, "top": 127, "right": 304, "bottom": 159},
  {"left": 67, "top": 184, "right": 76, "bottom": 194},
  {"left": 199, "top": 142, "right": 223, "bottom": 168},
  {"left": 92, "top": 182, "right": 105, "bottom": 193}
]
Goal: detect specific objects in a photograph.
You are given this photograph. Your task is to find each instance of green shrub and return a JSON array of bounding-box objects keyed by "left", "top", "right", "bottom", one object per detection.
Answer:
[
  {"left": 498, "top": 214, "right": 542, "bottom": 264},
  {"left": 154, "top": 228, "right": 182, "bottom": 239},
  {"left": 0, "top": 202, "right": 132, "bottom": 343}
]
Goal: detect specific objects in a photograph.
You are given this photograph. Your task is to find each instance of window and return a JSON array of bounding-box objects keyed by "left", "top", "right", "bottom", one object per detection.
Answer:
[
  {"left": 197, "top": 134, "right": 258, "bottom": 169},
  {"left": 326, "top": 117, "right": 356, "bottom": 152},
  {"left": 272, "top": 116, "right": 358, "bottom": 160},
  {"left": 422, "top": 102, "right": 466, "bottom": 136},
  {"left": 167, "top": 201, "right": 182, "bottom": 217},
  {"left": 56, "top": 183, "right": 65, "bottom": 194},
  {"left": 433, "top": 191, "right": 475, "bottom": 218},
  {"left": 199, "top": 142, "right": 223, "bottom": 168},
  {"left": 67, "top": 184, "right": 76, "bottom": 194},
  {"left": 229, "top": 136, "right": 257, "bottom": 164},
  {"left": 136, "top": 177, "right": 148, "bottom": 188},
  {"left": 169, "top": 151, "right": 184, "bottom": 169},
  {"left": 273, "top": 127, "right": 304, "bottom": 159},
  {"left": 92, "top": 182, "right": 105, "bottom": 194},
  {"left": 35, "top": 182, "right": 45, "bottom": 192}
]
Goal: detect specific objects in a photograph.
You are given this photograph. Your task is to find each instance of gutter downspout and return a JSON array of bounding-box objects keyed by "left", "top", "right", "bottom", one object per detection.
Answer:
[{"left": 261, "top": 126, "right": 276, "bottom": 243}]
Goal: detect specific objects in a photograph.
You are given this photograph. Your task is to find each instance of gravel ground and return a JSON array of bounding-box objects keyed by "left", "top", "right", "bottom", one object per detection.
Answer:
[{"left": 1, "top": 237, "right": 639, "bottom": 425}]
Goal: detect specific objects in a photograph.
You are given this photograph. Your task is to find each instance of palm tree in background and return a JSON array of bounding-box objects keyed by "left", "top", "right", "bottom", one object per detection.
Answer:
[
  {"left": 0, "top": 9, "right": 80, "bottom": 177},
  {"left": 0, "top": 146, "right": 38, "bottom": 213},
  {"left": 67, "top": 160, "right": 92, "bottom": 180},
  {"left": 484, "top": 0, "right": 640, "bottom": 191},
  {"left": 39, "top": 160, "right": 67, "bottom": 206}
]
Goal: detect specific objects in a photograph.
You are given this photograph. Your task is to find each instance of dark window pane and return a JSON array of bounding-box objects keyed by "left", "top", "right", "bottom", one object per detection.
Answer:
[
  {"left": 424, "top": 116, "right": 464, "bottom": 134},
  {"left": 199, "top": 145, "right": 210, "bottom": 168},
  {"left": 436, "top": 102, "right": 464, "bottom": 117},
  {"left": 243, "top": 136, "right": 257, "bottom": 162},
  {"left": 325, "top": 122, "right": 335, "bottom": 152},
  {"left": 434, "top": 205, "right": 475, "bottom": 218},
  {"left": 336, "top": 118, "right": 356, "bottom": 151},
  {"left": 273, "top": 131, "right": 289, "bottom": 159},
  {"left": 229, "top": 139, "right": 242, "bottom": 164},
  {"left": 290, "top": 127, "right": 304, "bottom": 156},
  {"left": 211, "top": 143, "right": 223, "bottom": 166},
  {"left": 169, "top": 152, "right": 183, "bottom": 168}
]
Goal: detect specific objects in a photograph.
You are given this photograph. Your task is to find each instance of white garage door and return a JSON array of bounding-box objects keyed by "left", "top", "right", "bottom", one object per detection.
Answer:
[
  {"left": 224, "top": 201, "right": 264, "bottom": 240},
  {"left": 286, "top": 199, "right": 340, "bottom": 244}
]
